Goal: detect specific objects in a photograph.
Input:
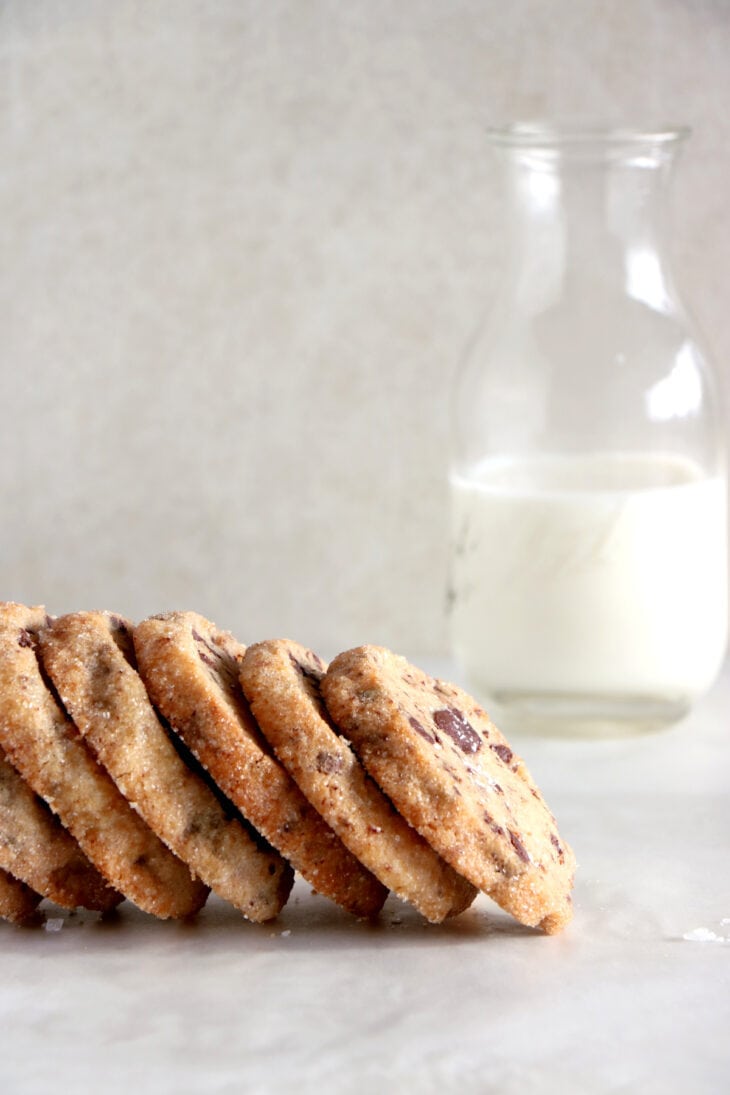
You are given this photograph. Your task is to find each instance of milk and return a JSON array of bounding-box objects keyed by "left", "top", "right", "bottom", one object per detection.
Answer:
[{"left": 450, "top": 453, "right": 727, "bottom": 709}]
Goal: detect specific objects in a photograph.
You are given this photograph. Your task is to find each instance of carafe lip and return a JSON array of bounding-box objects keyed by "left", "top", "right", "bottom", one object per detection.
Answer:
[{"left": 485, "top": 123, "right": 691, "bottom": 151}]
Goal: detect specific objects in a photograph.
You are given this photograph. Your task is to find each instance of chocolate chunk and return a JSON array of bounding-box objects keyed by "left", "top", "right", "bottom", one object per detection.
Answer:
[
  {"left": 491, "top": 743, "right": 514, "bottom": 765},
  {"left": 433, "top": 708, "right": 482, "bottom": 754},
  {"left": 288, "top": 651, "right": 323, "bottom": 684},
  {"left": 408, "top": 716, "right": 435, "bottom": 744},
  {"left": 550, "top": 833, "right": 565, "bottom": 861},
  {"left": 484, "top": 811, "right": 505, "bottom": 838},
  {"left": 509, "top": 829, "right": 530, "bottom": 863},
  {"left": 300, "top": 663, "right": 324, "bottom": 686},
  {"left": 316, "top": 751, "right": 343, "bottom": 775},
  {"left": 17, "top": 630, "right": 33, "bottom": 648}
]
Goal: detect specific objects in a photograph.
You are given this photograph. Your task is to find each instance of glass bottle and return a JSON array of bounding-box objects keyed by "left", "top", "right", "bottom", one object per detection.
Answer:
[{"left": 449, "top": 125, "right": 727, "bottom": 736}]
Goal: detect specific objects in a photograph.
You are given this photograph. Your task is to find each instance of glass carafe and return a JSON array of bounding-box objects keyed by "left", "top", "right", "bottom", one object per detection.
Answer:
[{"left": 449, "top": 125, "right": 727, "bottom": 736}]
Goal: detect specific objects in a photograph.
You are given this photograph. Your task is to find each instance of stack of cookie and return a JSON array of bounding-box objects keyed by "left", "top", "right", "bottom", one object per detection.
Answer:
[{"left": 0, "top": 604, "right": 575, "bottom": 933}]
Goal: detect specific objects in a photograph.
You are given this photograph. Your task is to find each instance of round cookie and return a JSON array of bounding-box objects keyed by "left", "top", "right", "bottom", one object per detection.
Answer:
[
  {"left": 134, "top": 612, "right": 387, "bottom": 919},
  {"left": 39, "top": 612, "right": 293, "bottom": 922},
  {"left": 0, "top": 744, "right": 121, "bottom": 912},
  {"left": 322, "top": 646, "right": 576, "bottom": 934},
  {"left": 0, "top": 868, "right": 42, "bottom": 924},
  {"left": 0, "top": 603, "right": 208, "bottom": 920},
  {"left": 240, "top": 639, "right": 477, "bottom": 923}
]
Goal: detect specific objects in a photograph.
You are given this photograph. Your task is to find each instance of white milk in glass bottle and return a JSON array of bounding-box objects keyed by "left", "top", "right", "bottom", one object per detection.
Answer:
[{"left": 449, "top": 127, "right": 727, "bottom": 735}]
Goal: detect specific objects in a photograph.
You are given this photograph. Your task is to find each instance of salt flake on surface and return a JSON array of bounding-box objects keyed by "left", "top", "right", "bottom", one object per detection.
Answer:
[
  {"left": 44, "top": 918, "right": 64, "bottom": 933},
  {"left": 682, "top": 927, "right": 729, "bottom": 944}
]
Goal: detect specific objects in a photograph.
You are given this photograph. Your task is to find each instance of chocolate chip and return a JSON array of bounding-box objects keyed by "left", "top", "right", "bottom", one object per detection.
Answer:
[
  {"left": 302, "top": 664, "right": 324, "bottom": 685},
  {"left": 483, "top": 811, "right": 505, "bottom": 838},
  {"left": 316, "top": 751, "right": 343, "bottom": 775},
  {"left": 198, "top": 650, "right": 217, "bottom": 670},
  {"left": 550, "top": 833, "right": 565, "bottom": 862},
  {"left": 408, "top": 716, "right": 435, "bottom": 744},
  {"left": 288, "top": 651, "right": 323, "bottom": 684},
  {"left": 509, "top": 829, "right": 530, "bottom": 863},
  {"left": 17, "top": 630, "right": 33, "bottom": 648},
  {"left": 491, "top": 743, "right": 514, "bottom": 765},
  {"left": 433, "top": 708, "right": 482, "bottom": 754}
]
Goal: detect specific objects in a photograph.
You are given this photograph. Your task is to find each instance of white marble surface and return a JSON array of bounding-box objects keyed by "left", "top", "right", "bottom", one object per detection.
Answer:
[{"left": 1, "top": 661, "right": 728, "bottom": 1095}]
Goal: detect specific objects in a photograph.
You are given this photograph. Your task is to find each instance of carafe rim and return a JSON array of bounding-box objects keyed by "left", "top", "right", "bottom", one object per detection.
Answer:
[{"left": 485, "top": 123, "right": 691, "bottom": 151}]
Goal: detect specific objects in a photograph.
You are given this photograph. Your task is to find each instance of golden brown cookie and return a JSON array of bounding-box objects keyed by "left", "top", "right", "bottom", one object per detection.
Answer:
[
  {"left": 0, "top": 868, "right": 42, "bottom": 924},
  {"left": 0, "top": 744, "right": 121, "bottom": 912},
  {"left": 0, "top": 603, "right": 208, "bottom": 920},
  {"left": 133, "top": 612, "right": 387, "bottom": 918},
  {"left": 38, "top": 612, "right": 293, "bottom": 921},
  {"left": 322, "top": 646, "right": 576, "bottom": 934},
  {"left": 240, "top": 639, "right": 477, "bottom": 923}
]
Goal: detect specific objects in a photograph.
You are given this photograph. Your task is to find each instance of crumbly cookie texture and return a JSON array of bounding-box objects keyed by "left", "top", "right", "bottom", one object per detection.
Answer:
[
  {"left": 38, "top": 612, "right": 293, "bottom": 922},
  {"left": 0, "top": 603, "right": 209, "bottom": 920},
  {"left": 133, "top": 612, "right": 387, "bottom": 919},
  {"left": 240, "top": 639, "right": 477, "bottom": 923},
  {"left": 0, "top": 744, "right": 122, "bottom": 912},
  {"left": 322, "top": 646, "right": 575, "bottom": 934},
  {"left": 0, "top": 867, "right": 42, "bottom": 924}
]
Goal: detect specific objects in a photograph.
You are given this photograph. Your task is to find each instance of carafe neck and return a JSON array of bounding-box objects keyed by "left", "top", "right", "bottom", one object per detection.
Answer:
[{"left": 490, "top": 126, "right": 689, "bottom": 313}]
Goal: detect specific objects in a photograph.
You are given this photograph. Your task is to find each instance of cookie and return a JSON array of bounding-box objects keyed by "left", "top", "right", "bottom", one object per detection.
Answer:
[
  {"left": 321, "top": 646, "right": 576, "bottom": 933},
  {"left": 240, "top": 639, "right": 477, "bottom": 923},
  {"left": 38, "top": 612, "right": 293, "bottom": 921},
  {"left": 0, "top": 744, "right": 121, "bottom": 912},
  {"left": 134, "top": 612, "right": 387, "bottom": 918},
  {"left": 0, "top": 869, "right": 42, "bottom": 924},
  {"left": 0, "top": 603, "right": 208, "bottom": 919}
]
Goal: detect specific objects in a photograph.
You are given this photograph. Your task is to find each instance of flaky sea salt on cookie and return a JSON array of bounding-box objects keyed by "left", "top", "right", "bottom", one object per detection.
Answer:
[
  {"left": 241, "top": 639, "right": 477, "bottom": 923},
  {"left": 322, "top": 646, "right": 576, "bottom": 934}
]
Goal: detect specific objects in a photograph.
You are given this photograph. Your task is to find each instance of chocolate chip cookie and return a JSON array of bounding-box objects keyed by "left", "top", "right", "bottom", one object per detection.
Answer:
[
  {"left": 0, "top": 869, "right": 42, "bottom": 924},
  {"left": 240, "top": 639, "right": 477, "bottom": 922},
  {"left": 0, "top": 744, "right": 121, "bottom": 912},
  {"left": 38, "top": 612, "right": 293, "bottom": 922},
  {"left": 0, "top": 603, "right": 209, "bottom": 919},
  {"left": 322, "top": 646, "right": 576, "bottom": 933},
  {"left": 134, "top": 612, "right": 387, "bottom": 918}
]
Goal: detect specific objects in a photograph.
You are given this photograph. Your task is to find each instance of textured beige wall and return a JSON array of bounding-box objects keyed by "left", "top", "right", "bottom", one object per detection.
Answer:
[{"left": 1, "top": 0, "right": 728, "bottom": 655}]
